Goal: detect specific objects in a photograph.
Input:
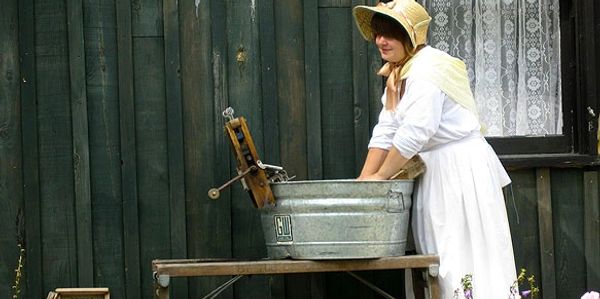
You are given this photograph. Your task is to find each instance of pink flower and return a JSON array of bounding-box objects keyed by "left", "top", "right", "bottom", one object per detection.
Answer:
[{"left": 581, "top": 291, "right": 600, "bottom": 299}]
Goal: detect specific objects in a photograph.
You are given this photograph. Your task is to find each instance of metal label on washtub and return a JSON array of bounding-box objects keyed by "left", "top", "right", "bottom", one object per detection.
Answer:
[{"left": 274, "top": 215, "right": 293, "bottom": 242}]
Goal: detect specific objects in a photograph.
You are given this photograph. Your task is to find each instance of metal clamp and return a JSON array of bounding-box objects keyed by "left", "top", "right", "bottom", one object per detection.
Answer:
[
  {"left": 428, "top": 264, "right": 439, "bottom": 277},
  {"left": 153, "top": 271, "right": 170, "bottom": 288},
  {"left": 222, "top": 107, "right": 235, "bottom": 121},
  {"left": 256, "top": 160, "right": 283, "bottom": 171}
]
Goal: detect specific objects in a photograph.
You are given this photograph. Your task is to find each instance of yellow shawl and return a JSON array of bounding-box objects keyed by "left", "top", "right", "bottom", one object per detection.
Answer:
[{"left": 379, "top": 48, "right": 482, "bottom": 130}]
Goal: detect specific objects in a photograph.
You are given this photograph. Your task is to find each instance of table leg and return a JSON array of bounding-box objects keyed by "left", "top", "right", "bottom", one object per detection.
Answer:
[
  {"left": 424, "top": 265, "right": 440, "bottom": 299},
  {"left": 153, "top": 282, "right": 170, "bottom": 299},
  {"left": 427, "top": 275, "right": 440, "bottom": 299}
]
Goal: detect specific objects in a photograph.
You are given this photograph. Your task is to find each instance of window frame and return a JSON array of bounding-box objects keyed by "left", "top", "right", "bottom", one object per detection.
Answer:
[{"left": 486, "top": 0, "right": 600, "bottom": 168}]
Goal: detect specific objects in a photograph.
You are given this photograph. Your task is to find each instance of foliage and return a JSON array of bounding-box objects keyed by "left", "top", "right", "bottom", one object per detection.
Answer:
[
  {"left": 452, "top": 268, "right": 539, "bottom": 299},
  {"left": 12, "top": 243, "right": 25, "bottom": 299}
]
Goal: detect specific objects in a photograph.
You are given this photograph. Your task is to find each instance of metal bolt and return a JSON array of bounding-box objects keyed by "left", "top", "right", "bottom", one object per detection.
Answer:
[
  {"left": 587, "top": 106, "right": 596, "bottom": 117},
  {"left": 428, "top": 264, "right": 439, "bottom": 277}
]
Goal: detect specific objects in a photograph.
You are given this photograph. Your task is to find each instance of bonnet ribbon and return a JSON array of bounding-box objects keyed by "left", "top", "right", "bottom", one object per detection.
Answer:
[
  {"left": 377, "top": 52, "right": 416, "bottom": 111},
  {"left": 377, "top": 61, "right": 402, "bottom": 111}
]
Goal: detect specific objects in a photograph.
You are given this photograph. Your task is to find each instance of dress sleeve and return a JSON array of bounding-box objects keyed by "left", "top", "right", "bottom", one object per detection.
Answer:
[
  {"left": 392, "top": 78, "right": 444, "bottom": 159},
  {"left": 368, "top": 91, "right": 397, "bottom": 150}
]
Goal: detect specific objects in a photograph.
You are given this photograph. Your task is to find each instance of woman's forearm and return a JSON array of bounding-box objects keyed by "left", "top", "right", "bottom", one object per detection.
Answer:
[
  {"left": 375, "top": 146, "right": 409, "bottom": 179},
  {"left": 358, "top": 148, "right": 389, "bottom": 178}
]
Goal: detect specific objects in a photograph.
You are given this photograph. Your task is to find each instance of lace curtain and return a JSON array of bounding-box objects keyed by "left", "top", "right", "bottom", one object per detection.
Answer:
[{"left": 419, "top": 0, "right": 562, "bottom": 136}]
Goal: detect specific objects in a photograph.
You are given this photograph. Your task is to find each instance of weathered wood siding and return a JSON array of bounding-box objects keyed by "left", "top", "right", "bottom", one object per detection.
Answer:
[
  {"left": 0, "top": 0, "right": 598, "bottom": 298},
  {"left": 1, "top": 0, "right": 24, "bottom": 298}
]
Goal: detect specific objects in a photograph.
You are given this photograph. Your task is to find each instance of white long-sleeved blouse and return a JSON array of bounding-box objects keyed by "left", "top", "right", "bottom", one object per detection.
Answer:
[{"left": 368, "top": 76, "right": 481, "bottom": 159}]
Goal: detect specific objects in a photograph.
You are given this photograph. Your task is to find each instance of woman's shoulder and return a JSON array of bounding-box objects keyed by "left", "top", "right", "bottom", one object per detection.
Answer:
[{"left": 413, "top": 46, "right": 460, "bottom": 67}]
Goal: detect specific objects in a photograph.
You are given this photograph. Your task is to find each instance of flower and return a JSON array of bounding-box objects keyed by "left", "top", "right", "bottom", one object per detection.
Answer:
[
  {"left": 582, "top": 291, "right": 600, "bottom": 299},
  {"left": 464, "top": 289, "right": 473, "bottom": 299}
]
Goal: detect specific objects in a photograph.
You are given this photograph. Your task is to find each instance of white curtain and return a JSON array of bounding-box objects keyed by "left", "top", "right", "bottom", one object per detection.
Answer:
[{"left": 420, "top": 0, "right": 562, "bottom": 136}]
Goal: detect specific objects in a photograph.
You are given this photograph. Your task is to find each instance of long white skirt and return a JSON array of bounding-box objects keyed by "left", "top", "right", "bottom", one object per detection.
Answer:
[{"left": 412, "top": 136, "right": 517, "bottom": 298}]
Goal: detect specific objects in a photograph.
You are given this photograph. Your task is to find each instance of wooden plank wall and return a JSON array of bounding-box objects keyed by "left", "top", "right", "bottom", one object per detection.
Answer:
[
  {"left": 86, "top": 1, "right": 128, "bottom": 297},
  {"left": 0, "top": 0, "right": 24, "bottom": 298},
  {"left": 0, "top": 0, "right": 598, "bottom": 298}
]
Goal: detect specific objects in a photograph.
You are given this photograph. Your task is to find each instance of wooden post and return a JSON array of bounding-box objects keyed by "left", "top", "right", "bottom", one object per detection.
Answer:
[
  {"left": 584, "top": 171, "right": 600, "bottom": 290},
  {"left": 536, "top": 168, "right": 556, "bottom": 299}
]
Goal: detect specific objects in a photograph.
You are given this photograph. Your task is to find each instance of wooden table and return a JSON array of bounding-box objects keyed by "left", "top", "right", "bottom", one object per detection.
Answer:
[{"left": 152, "top": 255, "right": 440, "bottom": 299}]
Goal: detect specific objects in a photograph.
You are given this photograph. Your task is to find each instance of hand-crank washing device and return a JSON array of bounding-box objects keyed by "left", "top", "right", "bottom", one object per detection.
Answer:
[
  {"left": 208, "top": 107, "right": 291, "bottom": 208},
  {"left": 210, "top": 107, "right": 418, "bottom": 259}
]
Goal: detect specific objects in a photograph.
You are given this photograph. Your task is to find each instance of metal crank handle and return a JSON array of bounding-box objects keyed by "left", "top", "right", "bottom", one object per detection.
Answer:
[
  {"left": 208, "top": 166, "right": 257, "bottom": 199},
  {"left": 256, "top": 160, "right": 283, "bottom": 171}
]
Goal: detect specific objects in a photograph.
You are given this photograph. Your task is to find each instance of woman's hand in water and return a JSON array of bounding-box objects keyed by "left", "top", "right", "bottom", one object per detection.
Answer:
[{"left": 357, "top": 173, "right": 388, "bottom": 181}]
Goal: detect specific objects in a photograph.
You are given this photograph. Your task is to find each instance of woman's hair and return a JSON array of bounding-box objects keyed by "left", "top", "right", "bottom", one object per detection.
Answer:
[{"left": 370, "top": 13, "right": 418, "bottom": 61}]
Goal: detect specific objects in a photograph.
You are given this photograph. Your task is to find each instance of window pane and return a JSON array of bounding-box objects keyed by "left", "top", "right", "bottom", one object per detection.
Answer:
[{"left": 420, "top": 0, "right": 562, "bottom": 137}]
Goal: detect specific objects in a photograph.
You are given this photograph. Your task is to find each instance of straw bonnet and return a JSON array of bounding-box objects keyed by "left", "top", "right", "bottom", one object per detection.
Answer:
[{"left": 353, "top": 0, "right": 431, "bottom": 48}]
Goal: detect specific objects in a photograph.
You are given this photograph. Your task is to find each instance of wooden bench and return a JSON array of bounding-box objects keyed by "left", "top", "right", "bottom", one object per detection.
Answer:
[{"left": 152, "top": 255, "right": 441, "bottom": 299}]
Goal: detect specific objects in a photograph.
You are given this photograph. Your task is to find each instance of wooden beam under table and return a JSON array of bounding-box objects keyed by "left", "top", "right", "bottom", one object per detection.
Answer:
[{"left": 153, "top": 255, "right": 440, "bottom": 299}]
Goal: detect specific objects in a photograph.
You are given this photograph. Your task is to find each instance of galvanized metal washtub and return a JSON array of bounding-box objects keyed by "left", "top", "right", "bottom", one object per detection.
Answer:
[{"left": 260, "top": 179, "right": 413, "bottom": 260}]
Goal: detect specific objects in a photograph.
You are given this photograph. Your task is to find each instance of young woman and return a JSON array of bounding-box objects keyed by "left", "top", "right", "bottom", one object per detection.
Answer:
[{"left": 353, "top": 1, "right": 518, "bottom": 298}]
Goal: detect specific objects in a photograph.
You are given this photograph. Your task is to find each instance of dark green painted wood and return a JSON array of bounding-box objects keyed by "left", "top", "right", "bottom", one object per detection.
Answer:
[
  {"left": 35, "top": 0, "right": 78, "bottom": 291},
  {"left": 276, "top": 0, "right": 307, "bottom": 182},
  {"left": 259, "top": 0, "right": 281, "bottom": 167},
  {"left": 319, "top": 0, "right": 351, "bottom": 8},
  {"left": 326, "top": 272, "right": 377, "bottom": 299},
  {"left": 18, "top": 0, "right": 43, "bottom": 296},
  {"left": 578, "top": 0, "right": 598, "bottom": 155},
  {"left": 115, "top": 0, "right": 142, "bottom": 297},
  {"left": 504, "top": 170, "right": 542, "bottom": 281},
  {"left": 0, "top": 1, "right": 23, "bottom": 297},
  {"left": 537, "top": 168, "right": 557, "bottom": 299},
  {"left": 310, "top": 273, "right": 327, "bottom": 298},
  {"left": 351, "top": 0, "right": 370, "bottom": 176},
  {"left": 303, "top": 0, "right": 323, "bottom": 180},
  {"left": 583, "top": 171, "right": 600, "bottom": 290},
  {"left": 283, "top": 274, "right": 309, "bottom": 299},
  {"left": 83, "top": 0, "right": 126, "bottom": 297},
  {"left": 597, "top": 0, "right": 600, "bottom": 97},
  {"left": 368, "top": 47, "right": 384, "bottom": 135},
  {"left": 179, "top": 0, "right": 234, "bottom": 297},
  {"left": 225, "top": 0, "right": 271, "bottom": 298},
  {"left": 551, "top": 169, "right": 586, "bottom": 299},
  {"left": 365, "top": 0, "right": 384, "bottom": 150},
  {"left": 131, "top": 0, "right": 163, "bottom": 37},
  {"left": 370, "top": 270, "right": 405, "bottom": 298},
  {"left": 162, "top": 0, "right": 188, "bottom": 297},
  {"left": 259, "top": 2, "right": 285, "bottom": 297},
  {"left": 67, "top": 0, "right": 94, "bottom": 286},
  {"left": 279, "top": 0, "right": 320, "bottom": 296},
  {"left": 210, "top": 0, "right": 232, "bottom": 238},
  {"left": 319, "top": 8, "right": 355, "bottom": 179},
  {"left": 210, "top": 0, "right": 231, "bottom": 215},
  {"left": 134, "top": 37, "right": 170, "bottom": 299}
]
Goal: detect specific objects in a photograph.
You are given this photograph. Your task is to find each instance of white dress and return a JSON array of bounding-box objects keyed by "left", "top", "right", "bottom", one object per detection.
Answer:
[{"left": 369, "top": 66, "right": 517, "bottom": 298}]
